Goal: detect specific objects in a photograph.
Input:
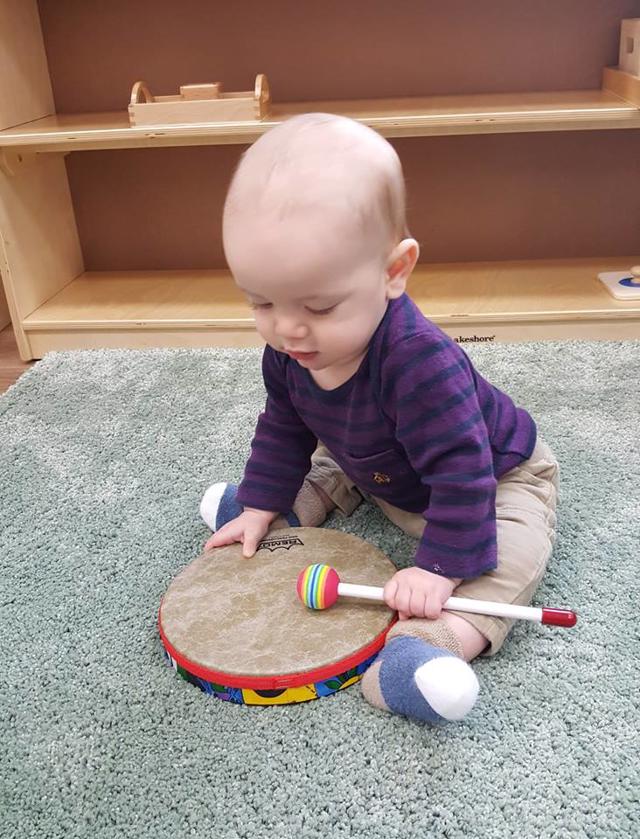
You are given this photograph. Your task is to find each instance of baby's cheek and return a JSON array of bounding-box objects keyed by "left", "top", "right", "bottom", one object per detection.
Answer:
[
  {"left": 254, "top": 312, "right": 273, "bottom": 338},
  {"left": 328, "top": 325, "right": 352, "bottom": 349}
]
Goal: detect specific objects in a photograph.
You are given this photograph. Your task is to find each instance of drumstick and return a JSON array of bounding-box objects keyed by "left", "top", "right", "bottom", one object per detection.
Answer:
[{"left": 296, "top": 564, "right": 577, "bottom": 627}]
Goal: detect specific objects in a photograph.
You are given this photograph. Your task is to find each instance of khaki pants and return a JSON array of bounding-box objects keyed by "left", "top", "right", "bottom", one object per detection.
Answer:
[{"left": 307, "top": 438, "right": 559, "bottom": 655}]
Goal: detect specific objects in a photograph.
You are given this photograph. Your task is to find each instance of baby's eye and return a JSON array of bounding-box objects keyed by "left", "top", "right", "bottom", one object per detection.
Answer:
[
  {"left": 249, "top": 301, "right": 272, "bottom": 310},
  {"left": 306, "top": 305, "right": 336, "bottom": 316}
]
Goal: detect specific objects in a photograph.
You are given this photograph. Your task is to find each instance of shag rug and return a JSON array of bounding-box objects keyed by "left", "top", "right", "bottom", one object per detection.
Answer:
[{"left": 1, "top": 341, "right": 638, "bottom": 839}]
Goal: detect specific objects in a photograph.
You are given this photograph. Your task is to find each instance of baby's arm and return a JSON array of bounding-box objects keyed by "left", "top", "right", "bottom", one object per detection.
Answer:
[
  {"left": 205, "top": 348, "right": 317, "bottom": 556},
  {"left": 234, "top": 349, "right": 318, "bottom": 514},
  {"left": 380, "top": 335, "right": 499, "bottom": 617}
]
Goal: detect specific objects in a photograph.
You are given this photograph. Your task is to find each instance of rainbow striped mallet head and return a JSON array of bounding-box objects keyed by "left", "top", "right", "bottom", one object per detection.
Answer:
[{"left": 296, "top": 563, "right": 340, "bottom": 610}]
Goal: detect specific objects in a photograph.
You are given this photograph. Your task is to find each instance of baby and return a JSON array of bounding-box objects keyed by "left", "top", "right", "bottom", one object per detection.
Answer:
[{"left": 200, "top": 113, "right": 559, "bottom": 724}]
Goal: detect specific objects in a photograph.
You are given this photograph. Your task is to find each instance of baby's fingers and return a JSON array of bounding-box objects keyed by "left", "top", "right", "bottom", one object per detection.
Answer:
[
  {"left": 393, "top": 582, "right": 414, "bottom": 619},
  {"left": 241, "top": 524, "right": 269, "bottom": 558},
  {"left": 204, "top": 521, "right": 241, "bottom": 551},
  {"left": 424, "top": 590, "right": 444, "bottom": 620},
  {"left": 385, "top": 579, "right": 413, "bottom": 619},
  {"left": 384, "top": 578, "right": 419, "bottom": 621},
  {"left": 383, "top": 578, "right": 399, "bottom": 611},
  {"left": 408, "top": 587, "right": 428, "bottom": 619}
]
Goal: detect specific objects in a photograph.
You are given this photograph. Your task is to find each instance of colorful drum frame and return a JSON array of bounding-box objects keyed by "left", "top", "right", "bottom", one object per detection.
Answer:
[{"left": 161, "top": 638, "right": 384, "bottom": 705}]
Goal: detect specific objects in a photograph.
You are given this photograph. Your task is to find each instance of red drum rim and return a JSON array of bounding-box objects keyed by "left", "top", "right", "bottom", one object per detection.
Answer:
[{"left": 158, "top": 603, "right": 396, "bottom": 691}]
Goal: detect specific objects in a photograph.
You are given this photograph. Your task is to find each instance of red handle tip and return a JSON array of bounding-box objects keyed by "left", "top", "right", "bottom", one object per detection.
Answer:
[{"left": 541, "top": 607, "right": 577, "bottom": 627}]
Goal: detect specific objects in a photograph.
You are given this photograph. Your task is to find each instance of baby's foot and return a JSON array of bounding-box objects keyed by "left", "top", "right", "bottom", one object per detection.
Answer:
[
  {"left": 361, "top": 635, "right": 479, "bottom": 723},
  {"left": 199, "top": 482, "right": 299, "bottom": 531}
]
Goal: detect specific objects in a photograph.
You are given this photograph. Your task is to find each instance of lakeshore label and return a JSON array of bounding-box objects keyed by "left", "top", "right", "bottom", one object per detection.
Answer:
[{"left": 453, "top": 334, "right": 497, "bottom": 344}]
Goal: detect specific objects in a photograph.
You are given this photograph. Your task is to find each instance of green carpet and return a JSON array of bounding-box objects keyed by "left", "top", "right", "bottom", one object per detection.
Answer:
[{"left": 1, "top": 341, "right": 638, "bottom": 838}]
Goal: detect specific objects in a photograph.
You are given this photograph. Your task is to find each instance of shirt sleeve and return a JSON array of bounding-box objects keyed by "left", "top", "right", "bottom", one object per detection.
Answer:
[
  {"left": 382, "top": 334, "right": 498, "bottom": 578},
  {"left": 236, "top": 347, "right": 318, "bottom": 513}
]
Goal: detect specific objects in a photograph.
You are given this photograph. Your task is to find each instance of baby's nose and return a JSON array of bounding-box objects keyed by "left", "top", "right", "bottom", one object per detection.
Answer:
[{"left": 275, "top": 316, "right": 309, "bottom": 339}]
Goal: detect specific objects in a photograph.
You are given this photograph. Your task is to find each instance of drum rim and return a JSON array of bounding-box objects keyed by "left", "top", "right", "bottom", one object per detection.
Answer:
[{"left": 158, "top": 605, "right": 396, "bottom": 690}]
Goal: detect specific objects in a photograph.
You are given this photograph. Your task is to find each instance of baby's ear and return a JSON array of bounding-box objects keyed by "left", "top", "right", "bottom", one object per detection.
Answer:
[{"left": 385, "top": 239, "right": 419, "bottom": 298}]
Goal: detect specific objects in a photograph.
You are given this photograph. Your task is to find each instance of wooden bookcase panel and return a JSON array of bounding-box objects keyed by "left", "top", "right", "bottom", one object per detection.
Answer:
[
  {"left": 37, "top": 0, "right": 640, "bottom": 110},
  {"left": 61, "top": 131, "right": 640, "bottom": 272}
]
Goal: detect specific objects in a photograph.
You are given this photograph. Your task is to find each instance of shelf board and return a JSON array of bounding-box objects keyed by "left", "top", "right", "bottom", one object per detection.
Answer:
[
  {"left": 21, "top": 257, "right": 640, "bottom": 340},
  {"left": 23, "top": 269, "right": 252, "bottom": 329},
  {"left": 410, "top": 257, "right": 640, "bottom": 322},
  {"left": 2, "top": 89, "right": 639, "bottom": 153}
]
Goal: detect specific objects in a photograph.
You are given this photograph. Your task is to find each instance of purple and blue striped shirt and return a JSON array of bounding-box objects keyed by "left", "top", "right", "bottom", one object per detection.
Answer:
[{"left": 237, "top": 293, "right": 536, "bottom": 578}]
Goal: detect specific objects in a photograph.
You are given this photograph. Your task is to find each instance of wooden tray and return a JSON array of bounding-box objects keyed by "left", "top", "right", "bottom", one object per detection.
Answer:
[{"left": 128, "top": 74, "right": 271, "bottom": 125}]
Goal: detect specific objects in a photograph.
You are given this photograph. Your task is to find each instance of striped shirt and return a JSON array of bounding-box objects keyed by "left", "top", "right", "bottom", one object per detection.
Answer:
[{"left": 237, "top": 293, "right": 536, "bottom": 578}]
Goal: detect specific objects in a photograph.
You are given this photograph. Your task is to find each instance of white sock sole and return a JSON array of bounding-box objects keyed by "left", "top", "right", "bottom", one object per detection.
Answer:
[
  {"left": 414, "top": 655, "right": 479, "bottom": 721},
  {"left": 199, "top": 482, "right": 228, "bottom": 531}
]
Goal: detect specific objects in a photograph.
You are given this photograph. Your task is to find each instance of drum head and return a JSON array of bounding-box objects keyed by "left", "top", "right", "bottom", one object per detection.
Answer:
[{"left": 159, "top": 528, "right": 397, "bottom": 705}]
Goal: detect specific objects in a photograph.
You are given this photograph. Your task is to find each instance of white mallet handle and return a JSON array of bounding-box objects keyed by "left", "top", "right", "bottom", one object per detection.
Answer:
[{"left": 337, "top": 583, "right": 576, "bottom": 627}]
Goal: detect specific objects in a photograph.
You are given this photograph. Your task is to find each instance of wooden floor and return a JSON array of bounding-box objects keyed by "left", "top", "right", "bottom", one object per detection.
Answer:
[{"left": 0, "top": 325, "right": 34, "bottom": 394}]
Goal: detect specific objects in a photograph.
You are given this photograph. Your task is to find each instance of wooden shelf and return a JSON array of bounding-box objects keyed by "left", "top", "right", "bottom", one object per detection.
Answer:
[
  {"left": 23, "top": 269, "right": 252, "bottom": 329},
  {"left": 2, "top": 89, "right": 640, "bottom": 153},
  {"left": 18, "top": 257, "right": 640, "bottom": 358}
]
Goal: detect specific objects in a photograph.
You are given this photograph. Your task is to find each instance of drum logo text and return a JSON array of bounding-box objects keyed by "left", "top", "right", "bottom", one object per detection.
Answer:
[{"left": 257, "top": 536, "right": 304, "bottom": 552}]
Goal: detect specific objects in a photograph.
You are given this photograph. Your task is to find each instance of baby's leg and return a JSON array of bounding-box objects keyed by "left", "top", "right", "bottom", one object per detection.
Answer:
[
  {"left": 368, "top": 495, "right": 489, "bottom": 659},
  {"left": 444, "top": 437, "right": 558, "bottom": 658},
  {"left": 200, "top": 443, "right": 362, "bottom": 532},
  {"left": 362, "top": 437, "right": 559, "bottom": 723},
  {"left": 303, "top": 443, "right": 363, "bottom": 518},
  {"left": 361, "top": 618, "right": 480, "bottom": 723}
]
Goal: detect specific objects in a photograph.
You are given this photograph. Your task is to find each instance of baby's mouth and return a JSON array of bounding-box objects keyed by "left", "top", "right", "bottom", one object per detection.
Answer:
[{"left": 285, "top": 350, "right": 319, "bottom": 360}]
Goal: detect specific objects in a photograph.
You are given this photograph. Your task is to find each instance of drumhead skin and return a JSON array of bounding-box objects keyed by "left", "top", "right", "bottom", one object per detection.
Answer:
[{"left": 159, "top": 528, "right": 397, "bottom": 705}]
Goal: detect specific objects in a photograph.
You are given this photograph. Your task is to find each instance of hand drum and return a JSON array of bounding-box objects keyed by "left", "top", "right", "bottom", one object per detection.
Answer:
[{"left": 159, "top": 528, "right": 397, "bottom": 705}]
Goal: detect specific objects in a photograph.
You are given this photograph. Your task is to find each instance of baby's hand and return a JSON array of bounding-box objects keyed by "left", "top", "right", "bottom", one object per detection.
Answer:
[
  {"left": 383, "top": 567, "right": 459, "bottom": 622},
  {"left": 204, "top": 508, "right": 279, "bottom": 558}
]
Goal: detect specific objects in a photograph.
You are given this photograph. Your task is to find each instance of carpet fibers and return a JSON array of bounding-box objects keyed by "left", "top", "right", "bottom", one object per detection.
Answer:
[{"left": 1, "top": 341, "right": 638, "bottom": 838}]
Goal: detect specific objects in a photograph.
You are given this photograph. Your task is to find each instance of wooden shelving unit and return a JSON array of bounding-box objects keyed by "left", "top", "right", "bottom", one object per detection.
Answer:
[{"left": 1, "top": 2, "right": 640, "bottom": 360}]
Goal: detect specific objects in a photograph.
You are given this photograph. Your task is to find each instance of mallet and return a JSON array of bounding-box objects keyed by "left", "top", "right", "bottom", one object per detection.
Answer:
[{"left": 296, "top": 563, "right": 577, "bottom": 627}]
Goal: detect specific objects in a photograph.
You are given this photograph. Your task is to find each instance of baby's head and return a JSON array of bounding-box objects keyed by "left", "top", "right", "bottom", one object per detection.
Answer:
[{"left": 223, "top": 113, "right": 419, "bottom": 378}]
